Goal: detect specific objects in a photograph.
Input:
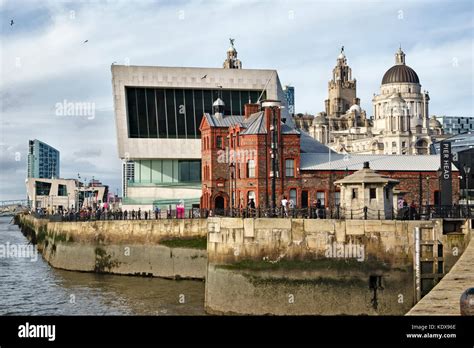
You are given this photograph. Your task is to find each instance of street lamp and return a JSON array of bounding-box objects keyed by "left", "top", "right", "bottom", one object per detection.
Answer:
[
  {"left": 464, "top": 165, "right": 471, "bottom": 205},
  {"left": 229, "top": 162, "right": 235, "bottom": 216}
]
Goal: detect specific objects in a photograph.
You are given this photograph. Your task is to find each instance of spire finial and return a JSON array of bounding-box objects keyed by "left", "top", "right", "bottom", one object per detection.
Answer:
[
  {"left": 229, "top": 38, "right": 235, "bottom": 47},
  {"left": 395, "top": 46, "right": 406, "bottom": 65},
  {"left": 341, "top": 45, "right": 344, "bottom": 53}
]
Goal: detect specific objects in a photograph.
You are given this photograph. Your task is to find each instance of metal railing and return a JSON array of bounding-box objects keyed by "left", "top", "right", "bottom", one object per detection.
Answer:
[{"left": 27, "top": 204, "right": 474, "bottom": 222}]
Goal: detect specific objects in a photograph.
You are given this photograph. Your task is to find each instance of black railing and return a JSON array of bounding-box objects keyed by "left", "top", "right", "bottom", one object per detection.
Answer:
[{"left": 27, "top": 204, "right": 474, "bottom": 222}]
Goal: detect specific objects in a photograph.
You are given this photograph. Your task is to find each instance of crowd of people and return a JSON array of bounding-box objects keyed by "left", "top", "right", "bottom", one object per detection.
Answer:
[{"left": 33, "top": 205, "right": 190, "bottom": 221}]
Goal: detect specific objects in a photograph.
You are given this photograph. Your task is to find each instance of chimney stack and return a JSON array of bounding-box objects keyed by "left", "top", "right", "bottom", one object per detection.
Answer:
[{"left": 244, "top": 103, "right": 260, "bottom": 118}]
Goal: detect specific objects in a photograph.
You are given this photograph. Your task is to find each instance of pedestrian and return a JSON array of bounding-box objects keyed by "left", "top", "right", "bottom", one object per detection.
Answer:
[
  {"left": 409, "top": 201, "right": 417, "bottom": 220},
  {"left": 281, "top": 196, "right": 288, "bottom": 217},
  {"left": 288, "top": 199, "right": 295, "bottom": 217}
]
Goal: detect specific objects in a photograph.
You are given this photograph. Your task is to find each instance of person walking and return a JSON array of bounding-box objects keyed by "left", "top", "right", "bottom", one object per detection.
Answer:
[{"left": 281, "top": 196, "right": 288, "bottom": 217}]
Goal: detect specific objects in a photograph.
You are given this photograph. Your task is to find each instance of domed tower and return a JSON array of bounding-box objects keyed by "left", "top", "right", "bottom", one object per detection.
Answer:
[
  {"left": 373, "top": 47, "right": 430, "bottom": 134},
  {"left": 372, "top": 48, "right": 431, "bottom": 155},
  {"left": 223, "top": 38, "right": 242, "bottom": 69},
  {"left": 325, "top": 46, "right": 358, "bottom": 130}
]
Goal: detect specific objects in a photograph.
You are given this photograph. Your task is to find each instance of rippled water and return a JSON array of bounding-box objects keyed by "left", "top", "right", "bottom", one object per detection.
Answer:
[{"left": 0, "top": 217, "right": 205, "bottom": 315}]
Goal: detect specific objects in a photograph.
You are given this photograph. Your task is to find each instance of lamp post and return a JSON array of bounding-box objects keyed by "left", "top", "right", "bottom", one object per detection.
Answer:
[
  {"left": 464, "top": 165, "right": 471, "bottom": 205},
  {"left": 229, "top": 162, "right": 235, "bottom": 216}
]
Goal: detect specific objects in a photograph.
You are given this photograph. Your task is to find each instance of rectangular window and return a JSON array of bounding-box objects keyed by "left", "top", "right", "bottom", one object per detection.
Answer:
[
  {"left": 178, "top": 160, "right": 201, "bottom": 182},
  {"left": 222, "top": 90, "right": 231, "bottom": 115},
  {"left": 146, "top": 89, "right": 158, "bottom": 138},
  {"left": 126, "top": 87, "right": 139, "bottom": 138},
  {"left": 352, "top": 188, "right": 358, "bottom": 199},
  {"left": 289, "top": 189, "right": 297, "bottom": 205},
  {"left": 203, "top": 89, "right": 213, "bottom": 114},
  {"left": 370, "top": 188, "right": 377, "bottom": 199},
  {"left": 175, "top": 89, "right": 186, "bottom": 138},
  {"left": 216, "top": 136, "right": 222, "bottom": 149},
  {"left": 194, "top": 89, "right": 204, "bottom": 136},
  {"left": 166, "top": 89, "right": 177, "bottom": 138},
  {"left": 35, "top": 181, "right": 51, "bottom": 196},
  {"left": 335, "top": 191, "right": 340, "bottom": 206},
  {"left": 185, "top": 89, "right": 196, "bottom": 139},
  {"left": 247, "top": 160, "right": 255, "bottom": 178},
  {"left": 58, "top": 184, "right": 67, "bottom": 196},
  {"left": 136, "top": 88, "right": 149, "bottom": 138},
  {"left": 156, "top": 89, "right": 167, "bottom": 138},
  {"left": 317, "top": 191, "right": 325, "bottom": 207},
  {"left": 285, "top": 159, "right": 295, "bottom": 177},
  {"left": 231, "top": 90, "right": 241, "bottom": 116}
]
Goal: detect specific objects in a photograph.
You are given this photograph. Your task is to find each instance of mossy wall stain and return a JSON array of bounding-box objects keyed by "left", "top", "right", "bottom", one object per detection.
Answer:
[{"left": 94, "top": 247, "right": 120, "bottom": 273}]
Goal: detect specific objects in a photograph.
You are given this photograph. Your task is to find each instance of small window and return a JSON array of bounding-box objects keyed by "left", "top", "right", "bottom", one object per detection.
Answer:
[
  {"left": 335, "top": 191, "right": 341, "bottom": 206},
  {"left": 289, "top": 189, "right": 297, "bottom": 204},
  {"left": 247, "top": 160, "right": 255, "bottom": 178},
  {"left": 370, "top": 188, "right": 376, "bottom": 199},
  {"left": 285, "top": 159, "right": 295, "bottom": 177},
  {"left": 317, "top": 191, "right": 325, "bottom": 206},
  {"left": 352, "top": 188, "right": 358, "bottom": 199},
  {"left": 58, "top": 184, "right": 68, "bottom": 197},
  {"left": 216, "top": 136, "right": 222, "bottom": 149}
]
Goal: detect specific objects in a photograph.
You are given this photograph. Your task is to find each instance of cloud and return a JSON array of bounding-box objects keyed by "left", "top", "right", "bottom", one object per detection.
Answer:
[{"left": 0, "top": 0, "right": 472, "bottom": 199}]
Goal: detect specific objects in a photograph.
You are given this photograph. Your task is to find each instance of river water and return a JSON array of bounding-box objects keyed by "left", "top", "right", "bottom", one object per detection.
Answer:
[{"left": 0, "top": 217, "right": 205, "bottom": 315}]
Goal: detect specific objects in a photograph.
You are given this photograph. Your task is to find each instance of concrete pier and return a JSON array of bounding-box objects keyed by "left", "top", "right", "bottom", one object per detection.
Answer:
[{"left": 407, "top": 234, "right": 474, "bottom": 315}]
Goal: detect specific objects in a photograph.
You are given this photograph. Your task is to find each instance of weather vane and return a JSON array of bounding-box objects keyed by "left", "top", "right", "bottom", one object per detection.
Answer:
[{"left": 229, "top": 38, "right": 235, "bottom": 47}]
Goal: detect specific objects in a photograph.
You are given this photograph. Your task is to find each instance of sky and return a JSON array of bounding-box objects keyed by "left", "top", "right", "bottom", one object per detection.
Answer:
[{"left": 0, "top": 0, "right": 473, "bottom": 200}]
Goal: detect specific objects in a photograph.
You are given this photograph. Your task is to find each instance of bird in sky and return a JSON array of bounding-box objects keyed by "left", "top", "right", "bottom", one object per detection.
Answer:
[
  {"left": 10, "top": 19, "right": 14, "bottom": 26},
  {"left": 201, "top": 74, "right": 207, "bottom": 79},
  {"left": 83, "top": 40, "right": 88, "bottom": 43}
]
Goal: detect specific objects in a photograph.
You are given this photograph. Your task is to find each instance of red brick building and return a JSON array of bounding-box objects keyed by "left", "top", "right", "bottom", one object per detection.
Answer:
[{"left": 200, "top": 99, "right": 459, "bottom": 211}]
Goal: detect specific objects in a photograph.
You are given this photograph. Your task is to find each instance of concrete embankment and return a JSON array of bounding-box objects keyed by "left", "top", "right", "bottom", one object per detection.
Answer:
[
  {"left": 205, "top": 218, "right": 470, "bottom": 315},
  {"left": 407, "top": 232, "right": 473, "bottom": 315},
  {"left": 16, "top": 214, "right": 208, "bottom": 280}
]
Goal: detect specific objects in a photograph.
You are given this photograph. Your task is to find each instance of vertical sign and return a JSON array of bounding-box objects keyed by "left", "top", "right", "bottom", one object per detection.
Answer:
[{"left": 440, "top": 141, "right": 452, "bottom": 206}]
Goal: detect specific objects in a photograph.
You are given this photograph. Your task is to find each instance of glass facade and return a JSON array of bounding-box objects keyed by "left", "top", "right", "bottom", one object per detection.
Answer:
[
  {"left": 131, "top": 159, "right": 201, "bottom": 184},
  {"left": 28, "top": 140, "right": 60, "bottom": 179},
  {"left": 126, "top": 87, "right": 262, "bottom": 139}
]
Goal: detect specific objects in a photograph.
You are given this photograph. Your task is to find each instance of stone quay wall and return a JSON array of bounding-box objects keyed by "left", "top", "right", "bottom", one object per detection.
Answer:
[
  {"left": 205, "top": 217, "right": 470, "bottom": 315},
  {"left": 17, "top": 214, "right": 208, "bottom": 280}
]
